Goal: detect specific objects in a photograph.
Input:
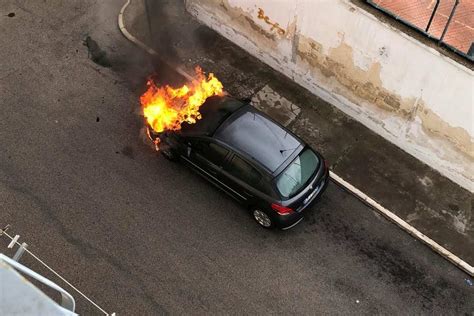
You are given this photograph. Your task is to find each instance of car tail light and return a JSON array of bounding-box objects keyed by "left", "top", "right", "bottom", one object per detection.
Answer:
[
  {"left": 324, "top": 159, "right": 329, "bottom": 171},
  {"left": 271, "top": 203, "right": 294, "bottom": 215}
]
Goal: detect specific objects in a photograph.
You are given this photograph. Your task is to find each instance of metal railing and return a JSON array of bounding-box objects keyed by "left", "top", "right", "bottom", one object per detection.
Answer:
[
  {"left": 366, "top": 0, "right": 474, "bottom": 62},
  {"left": 0, "top": 225, "right": 114, "bottom": 315},
  {"left": 0, "top": 254, "right": 77, "bottom": 313}
]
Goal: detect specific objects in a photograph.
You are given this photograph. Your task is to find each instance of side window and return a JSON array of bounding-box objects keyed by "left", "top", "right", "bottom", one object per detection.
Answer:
[
  {"left": 226, "top": 156, "right": 262, "bottom": 189},
  {"left": 206, "top": 143, "right": 229, "bottom": 165},
  {"left": 193, "top": 140, "right": 228, "bottom": 166}
]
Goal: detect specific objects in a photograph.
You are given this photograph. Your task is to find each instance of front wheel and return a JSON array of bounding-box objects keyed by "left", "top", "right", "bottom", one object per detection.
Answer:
[
  {"left": 252, "top": 209, "right": 273, "bottom": 229},
  {"left": 160, "top": 146, "right": 178, "bottom": 161}
]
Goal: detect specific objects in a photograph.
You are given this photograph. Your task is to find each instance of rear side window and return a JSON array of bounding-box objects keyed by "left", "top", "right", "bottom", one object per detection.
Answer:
[
  {"left": 275, "top": 148, "right": 319, "bottom": 199},
  {"left": 226, "top": 156, "right": 262, "bottom": 189}
]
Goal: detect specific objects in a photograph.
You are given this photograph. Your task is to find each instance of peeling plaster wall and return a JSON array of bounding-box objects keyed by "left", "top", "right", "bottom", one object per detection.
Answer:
[{"left": 186, "top": 0, "right": 474, "bottom": 192}]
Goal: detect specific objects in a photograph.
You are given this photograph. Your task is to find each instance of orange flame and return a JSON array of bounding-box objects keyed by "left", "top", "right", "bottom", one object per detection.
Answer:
[{"left": 140, "top": 67, "right": 224, "bottom": 136}]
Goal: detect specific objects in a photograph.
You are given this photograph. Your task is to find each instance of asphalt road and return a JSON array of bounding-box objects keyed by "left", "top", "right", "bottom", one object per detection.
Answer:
[{"left": 0, "top": 1, "right": 472, "bottom": 314}]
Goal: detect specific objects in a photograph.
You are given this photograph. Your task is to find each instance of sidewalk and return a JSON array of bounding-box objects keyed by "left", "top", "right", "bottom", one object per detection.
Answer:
[{"left": 123, "top": 0, "right": 473, "bottom": 265}]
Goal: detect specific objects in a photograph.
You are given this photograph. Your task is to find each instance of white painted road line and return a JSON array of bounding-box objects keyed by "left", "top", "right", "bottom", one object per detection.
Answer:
[{"left": 118, "top": 0, "right": 474, "bottom": 277}]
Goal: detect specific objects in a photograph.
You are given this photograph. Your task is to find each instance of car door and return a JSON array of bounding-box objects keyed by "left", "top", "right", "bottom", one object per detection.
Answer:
[
  {"left": 219, "top": 154, "right": 269, "bottom": 204},
  {"left": 182, "top": 137, "right": 234, "bottom": 191}
]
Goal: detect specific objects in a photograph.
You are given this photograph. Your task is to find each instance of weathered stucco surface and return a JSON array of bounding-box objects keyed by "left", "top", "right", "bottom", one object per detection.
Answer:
[
  {"left": 186, "top": 0, "right": 474, "bottom": 191},
  {"left": 193, "top": 0, "right": 289, "bottom": 47},
  {"left": 418, "top": 105, "right": 473, "bottom": 159},
  {"left": 297, "top": 37, "right": 413, "bottom": 117},
  {"left": 296, "top": 36, "right": 474, "bottom": 161}
]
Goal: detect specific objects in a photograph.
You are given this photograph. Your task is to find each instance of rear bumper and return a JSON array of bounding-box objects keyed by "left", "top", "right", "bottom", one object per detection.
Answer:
[
  {"left": 273, "top": 212, "right": 304, "bottom": 229},
  {"left": 274, "top": 172, "right": 329, "bottom": 229}
]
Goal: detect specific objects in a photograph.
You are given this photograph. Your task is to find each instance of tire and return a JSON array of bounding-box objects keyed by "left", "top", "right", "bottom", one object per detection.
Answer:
[
  {"left": 252, "top": 208, "right": 274, "bottom": 229},
  {"left": 160, "top": 145, "right": 178, "bottom": 161}
]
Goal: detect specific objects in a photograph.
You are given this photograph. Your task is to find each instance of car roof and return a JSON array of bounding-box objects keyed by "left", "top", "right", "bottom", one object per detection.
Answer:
[
  {"left": 179, "top": 96, "right": 245, "bottom": 136},
  {"left": 214, "top": 105, "right": 303, "bottom": 173}
]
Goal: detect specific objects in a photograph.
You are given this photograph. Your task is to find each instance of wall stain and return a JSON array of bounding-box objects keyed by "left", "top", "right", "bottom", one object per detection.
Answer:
[
  {"left": 296, "top": 35, "right": 473, "bottom": 159},
  {"left": 197, "top": 0, "right": 287, "bottom": 46},
  {"left": 244, "top": 15, "right": 275, "bottom": 40},
  {"left": 418, "top": 105, "right": 474, "bottom": 158},
  {"left": 257, "top": 8, "right": 286, "bottom": 35}
]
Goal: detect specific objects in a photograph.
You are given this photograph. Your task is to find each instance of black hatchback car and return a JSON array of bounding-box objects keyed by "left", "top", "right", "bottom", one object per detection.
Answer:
[{"left": 150, "top": 96, "right": 329, "bottom": 229}]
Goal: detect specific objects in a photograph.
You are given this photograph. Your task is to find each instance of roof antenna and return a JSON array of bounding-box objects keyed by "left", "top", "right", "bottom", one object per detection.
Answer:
[{"left": 280, "top": 145, "right": 298, "bottom": 155}]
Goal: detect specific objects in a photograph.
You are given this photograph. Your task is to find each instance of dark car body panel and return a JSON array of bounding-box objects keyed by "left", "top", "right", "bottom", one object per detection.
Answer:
[{"left": 156, "top": 96, "right": 329, "bottom": 229}]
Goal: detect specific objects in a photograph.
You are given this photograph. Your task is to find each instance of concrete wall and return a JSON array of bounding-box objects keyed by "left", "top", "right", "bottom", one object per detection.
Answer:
[{"left": 186, "top": 0, "right": 474, "bottom": 192}]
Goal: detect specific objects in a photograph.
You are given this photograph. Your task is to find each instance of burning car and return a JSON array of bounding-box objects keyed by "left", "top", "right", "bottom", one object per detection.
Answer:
[{"left": 141, "top": 69, "right": 328, "bottom": 229}]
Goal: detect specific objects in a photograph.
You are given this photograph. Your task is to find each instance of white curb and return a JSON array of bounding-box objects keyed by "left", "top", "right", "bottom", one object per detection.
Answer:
[
  {"left": 118, "top": 0, "right": 193, "bottom": 81},
  {"left": 118, "top": 0, "right": 474, "bottom": 277}
]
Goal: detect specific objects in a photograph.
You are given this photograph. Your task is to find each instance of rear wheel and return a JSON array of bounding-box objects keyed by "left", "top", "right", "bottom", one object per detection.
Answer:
[{"left": 252, "top": 209, "right": 273, "bottom": 228}]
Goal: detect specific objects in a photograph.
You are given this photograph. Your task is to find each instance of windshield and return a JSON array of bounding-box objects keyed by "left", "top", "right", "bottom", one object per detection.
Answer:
[{"left": 275, "top": 148, "right": 319, "bottom": 199}]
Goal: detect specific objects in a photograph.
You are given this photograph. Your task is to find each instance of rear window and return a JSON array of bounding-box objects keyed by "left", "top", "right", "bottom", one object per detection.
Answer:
[{"left": 275, "top": 148, "right": 319, "bottom": 199}]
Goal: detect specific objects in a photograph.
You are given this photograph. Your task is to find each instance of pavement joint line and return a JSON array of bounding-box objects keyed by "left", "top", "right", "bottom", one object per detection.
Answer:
[
  {"left": 0, "top": 229, "right": 112, "bottom": 315},
  {"left": 331, "top": 143, "right": 356, "bottom": 170},
  {"left": 118, "top": 0, "right": 474, "bottom": 277}
]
